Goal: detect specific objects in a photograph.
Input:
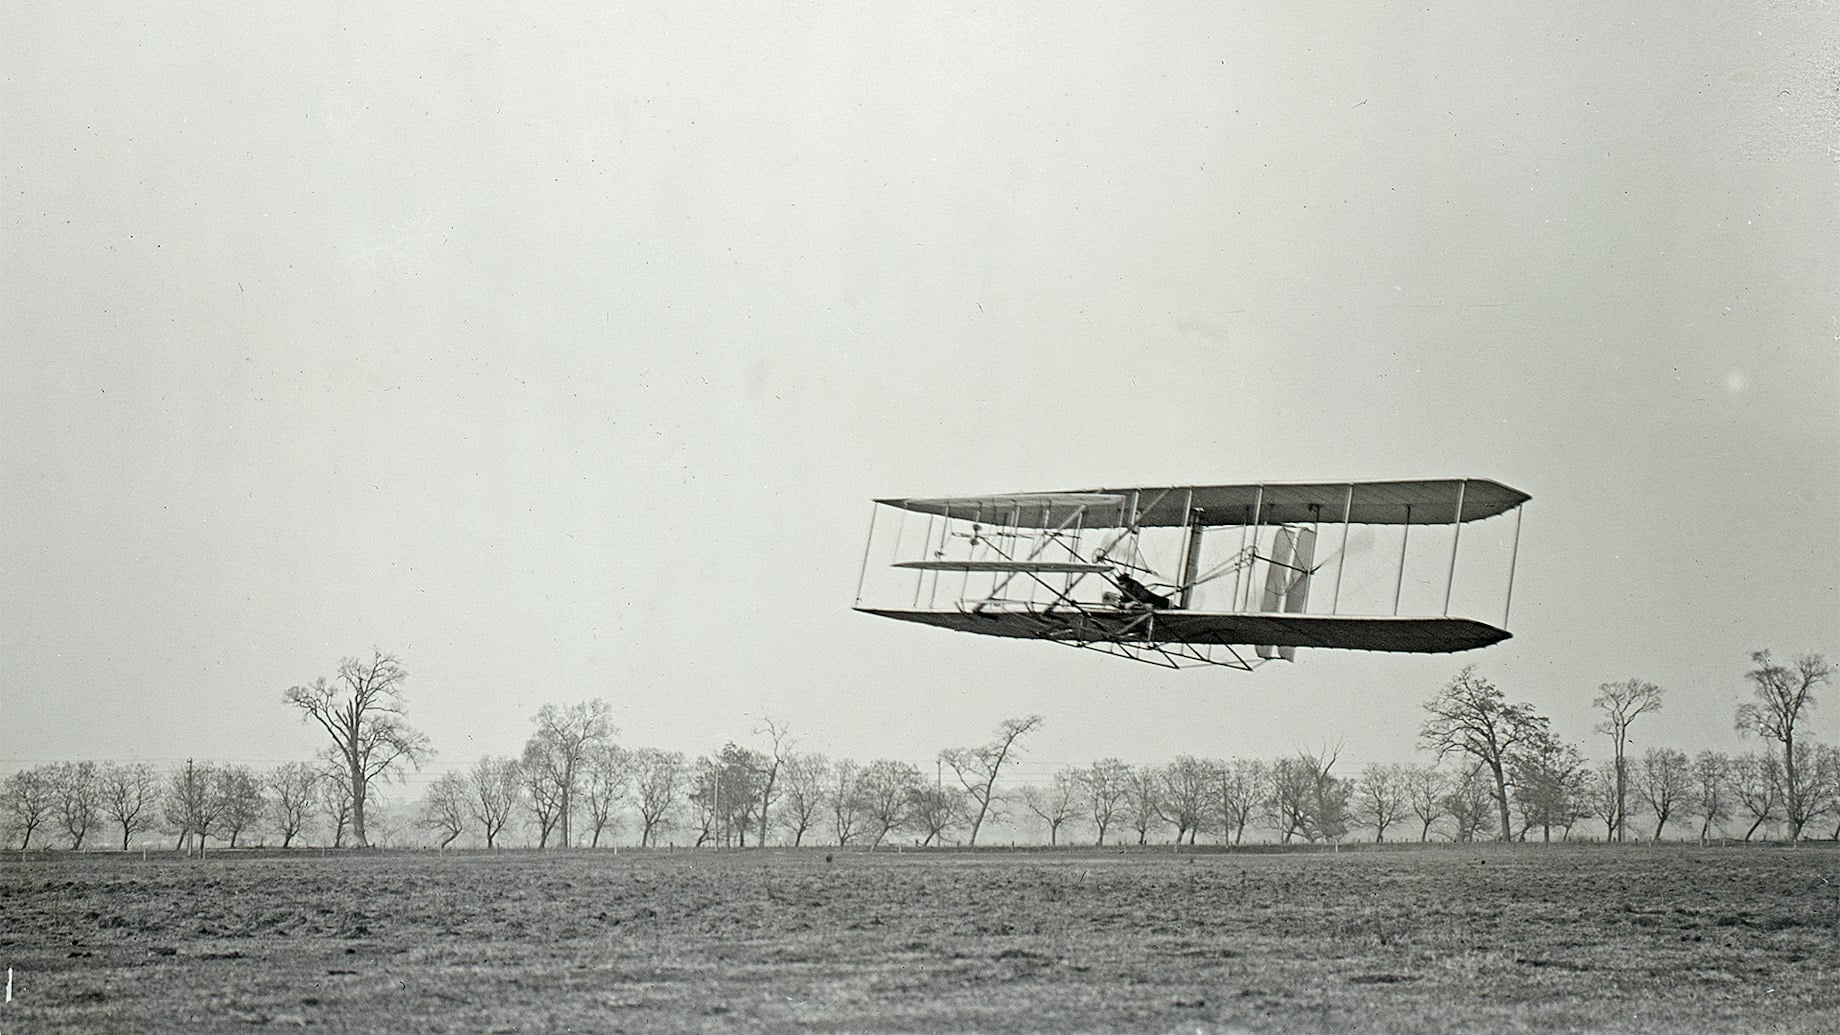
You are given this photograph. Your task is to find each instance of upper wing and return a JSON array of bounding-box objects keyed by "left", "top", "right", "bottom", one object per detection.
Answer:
[{"left": 878, "top": 479, "right": 1528, "bottom": 528}]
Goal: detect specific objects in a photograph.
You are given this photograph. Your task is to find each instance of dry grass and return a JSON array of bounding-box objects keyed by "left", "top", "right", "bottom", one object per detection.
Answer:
[{"left": 3, "top": 843, "right": 1837, "bottom": 1032}]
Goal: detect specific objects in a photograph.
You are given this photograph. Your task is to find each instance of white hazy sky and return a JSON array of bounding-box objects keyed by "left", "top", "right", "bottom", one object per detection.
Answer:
[{"left": 4, "top": 2, "right": 1837, "bottom": 790}]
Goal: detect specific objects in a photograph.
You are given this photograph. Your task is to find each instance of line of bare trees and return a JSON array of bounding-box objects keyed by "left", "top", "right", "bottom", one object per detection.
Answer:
[
  {"left": 5, "top": 648, "right": 1832, "bottom": 850},
  {"left": 409, "top": 714, "right": 1049, "bottom": 851},
  {"left": 0, "top": 758, "right": 366, "bottom": 852}
]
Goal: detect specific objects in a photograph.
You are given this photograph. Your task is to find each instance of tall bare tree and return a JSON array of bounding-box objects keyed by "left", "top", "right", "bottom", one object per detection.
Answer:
[
  {"left": 100, "top": 762, "right": 160, "bottom": 850},
  {"left": 466, "top": 756, "right": 522, "bottom": 848},
  {"left": 267, "top": 762, "right": 320, "bottom": 849},
  {"left": 939, "top": 714, "right": 1043, "bottom": 846},
  {"left": 1733, "top": 650, "right": 1833, "bottom": 840},
  {"left": 284, "top": 651, "right": 430, "bottom": 847},
  {"left": 1420, "top": 667, "right": 1549, "bottom": 840},
  {"left": 1593, "top": 678, "right": 1664, "bottom": 842}
]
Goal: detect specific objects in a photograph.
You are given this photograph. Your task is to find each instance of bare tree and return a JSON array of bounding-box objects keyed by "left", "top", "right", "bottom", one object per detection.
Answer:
[
  {"left": 1443, "top": 764, "right": 1493, "bottom": 843},
  {"left": 1268, "top": 749, "right": 1349, "bottom": 843},
  {"left": 100, "top": 762, "right": 160, "bottom": 850},
  {"left": 1020, "top": 769, "right": 1084, "bottom": 846},
  {"left": 466, "top": 756, "right": 522, "bottom": 848},
  {"left": 859, "top": 759, "right": 923, "bottom": 848},
  {"left": 1351, "top": 764, "right": 1409, "bottom": 843},
  {"left": 283, "top": 650, "right": 431, "bottom": 847},
  {"left": 1083, "top": 758, "right": 1132, "bottom": 846},
  {"left": 776, "top": 751, "right": 830, "bottom": 847},
  {"left": 1732, "top": 752, "right": 1782, "bottom": 841},
  {"left": 2, "top": 766, "right": 55, "bottom": 849},
  {"left": 908, "top": 783, "right": 967, "bottom": 846},
  {"left": 52, "top": 761, "right": 102, "bottom": 849},
  {"left": 631, "top": 748, "right": 685, "bottom": 847},
  {"left": 267, "top": 763, "right": 320, "bottom": 848},
  {"left": 1797, "top": 741, "right": 1840, "bottom": 838},
  {"left": 828, "top": 757, "right": 865, "bottom": 846},
  {"left": 1633, "top": 747, "right": 1692, "bottom": 840},
  {"left": 1734, "top": 650, "right": 1833, "bottom": 839},
  {"left": 1124, "top": 765, "right": 1163, "bottom": 845},
  {"left": 1509, "top": 732, "right": 1590, "bottom": 842},
  {"left": 1160, "top": 756, "right": 1213, "bottom": 845},
  {"left": 582, "top": 743, "right": 630, "bottom": 848},
  {"left": 418, "top": 771, "right": 470, "bottom": 848},
  {"left": 317, "top": 761, "right": 356, "bottom": 847},
  {"left": 752, "top": 718, "right": 792, "bottom": 847},
  {"left": 1212, "top": 758, "right": 1264, "bottom": 846},
  {"left": 215, "top": 765, "right": 266, "bottom": 848},
  {"left": 688, "top": 743, "right": 768, "bottom": 848},
  {"left": 1690, "top": 751, "right": 1733, "bottom": 843},
  {"left": 164, "top": 760, "right": 226, "bottom": 854},
  {"left": 1420, "top": 667, "right": 1549, "bottom": 840},
  {"left": 939, "top": 714, "right": 1043, "bottom": 846},
  {"left": 522, "top": 746, "right": 566, "bottom": 848},
  {"left": 1404, "top": 765, "right": 1450, "bottom": 842},
  {"left": 1593, "top": 678, "right": 1664, "bottom": 843},
  {"left": 522, "top": 699, "right": 616, "bottom": 849},
  {"left": 1586, "top": 763, "right": 1620, "bottom": 841}
]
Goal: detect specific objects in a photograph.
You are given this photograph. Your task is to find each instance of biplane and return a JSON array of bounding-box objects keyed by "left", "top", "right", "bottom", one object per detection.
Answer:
[{"left": 853, "top": 479, "right": 1529, "bottom": 670}]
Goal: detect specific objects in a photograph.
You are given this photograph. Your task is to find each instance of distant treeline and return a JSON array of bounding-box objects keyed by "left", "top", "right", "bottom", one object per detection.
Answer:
[{"left": 4, "top": 650, "right": 1834, "bottom": 851}]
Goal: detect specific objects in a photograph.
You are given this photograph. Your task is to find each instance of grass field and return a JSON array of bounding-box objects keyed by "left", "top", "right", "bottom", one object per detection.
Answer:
[{"left": 3, "top": 843, "right": 1837, "bottom": 1033}]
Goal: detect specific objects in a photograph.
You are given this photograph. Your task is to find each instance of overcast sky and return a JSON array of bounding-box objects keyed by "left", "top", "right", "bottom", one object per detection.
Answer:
[{"left": 4, "top": 2, "right": 1836, "bottom": 791}]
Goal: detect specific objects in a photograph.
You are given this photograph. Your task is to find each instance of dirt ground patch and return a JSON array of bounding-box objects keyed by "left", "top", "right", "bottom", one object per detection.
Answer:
[{"left": 3, "top": 844, "right": 1837, "bottom": 1032}]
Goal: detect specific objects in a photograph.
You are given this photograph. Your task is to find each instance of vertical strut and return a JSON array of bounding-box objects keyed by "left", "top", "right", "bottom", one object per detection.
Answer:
[
  {"left": 1331, "top": 483, "right": 1354, "bottom": 615},
  {"left": 854, "top": 502, "right": 879, "bottom": 606},
  {"left": 1231, "top": 505, "right": 1249, "bottom": 613},
  {"left": 914, "top": 513, "right": 933, "bottom": 607},
  {"left": 1443, "top": 479, "right": 1467, "bottom": 616},
  {"left": 1176, "top": 489, "right": 1200, "bottom": 609},
  {"left": 1243, "top": 486, "right": 1265, "bottom": 612},
  {"left": 1503, "top": 503, "right": 1524, "bottom": 627},
  {"left": 1393, "top": 504, "right": 1411, "bottom": 616}
]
